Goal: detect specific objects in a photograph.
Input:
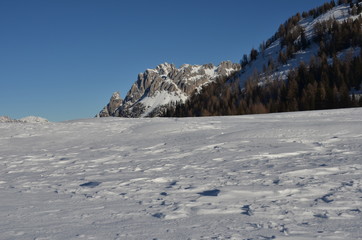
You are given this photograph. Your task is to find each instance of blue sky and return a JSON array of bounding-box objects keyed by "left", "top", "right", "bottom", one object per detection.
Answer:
[{"left": 0, "top": 0, "right": 329, "bottom": 121}]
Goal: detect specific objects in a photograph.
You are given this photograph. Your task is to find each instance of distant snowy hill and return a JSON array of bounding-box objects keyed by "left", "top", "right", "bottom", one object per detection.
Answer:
[
  {"left": 0, "top": 116, "right": 49, "bottom": 123},
  {"left": 19, "top": 116, "right": 49, "bottom": 123},
  {"left": 0, "top": 116, "right": 20, "bottom": 123},
  {"left": 1, "top": 108, "right": 361, "bottom": 239}
]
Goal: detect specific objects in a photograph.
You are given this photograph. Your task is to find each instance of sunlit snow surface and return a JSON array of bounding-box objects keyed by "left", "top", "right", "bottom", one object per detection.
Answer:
[{"left": 1, "top": 109, "right": 362, "bottom": 240}]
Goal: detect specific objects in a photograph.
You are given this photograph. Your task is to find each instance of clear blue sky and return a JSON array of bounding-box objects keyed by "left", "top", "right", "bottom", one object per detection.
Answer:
[{"left": 0, "top": 0, "right": 329, "bottom": 121}]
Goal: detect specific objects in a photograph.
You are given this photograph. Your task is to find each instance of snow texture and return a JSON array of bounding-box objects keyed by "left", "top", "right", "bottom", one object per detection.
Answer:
[{"left": 1, "top": 108, "right": 362, "bottom": 240}]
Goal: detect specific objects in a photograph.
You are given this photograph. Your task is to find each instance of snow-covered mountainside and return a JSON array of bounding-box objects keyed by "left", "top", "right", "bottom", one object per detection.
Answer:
[
  {"left": 99, "top": 61, "right": 240, "bottom": 117},
  {"left": 1, "top": 108, "right": 361, "bottom": 239},
  {"left": 237, "top": 3, "right": 362, "bottom": 87}
]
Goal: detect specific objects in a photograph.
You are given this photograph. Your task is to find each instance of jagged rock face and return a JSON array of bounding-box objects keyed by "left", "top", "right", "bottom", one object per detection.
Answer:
[
  {"left": 98, "top": 92, "right": 123, "bottom": 117},
  {"left": 99, "top": 61, "right": 240, "bottom": 118}
]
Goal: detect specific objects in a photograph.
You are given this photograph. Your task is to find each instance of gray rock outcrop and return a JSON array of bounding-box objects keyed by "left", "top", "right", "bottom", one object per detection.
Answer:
[
  {"left": 99, "top": 61, "right": 240, "bottom": 118},
  {"left": 98, "top": 92, "right": 123, "bottom": 117}
]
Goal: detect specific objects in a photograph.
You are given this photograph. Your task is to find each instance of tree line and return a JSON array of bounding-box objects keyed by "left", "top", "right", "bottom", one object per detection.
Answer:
[{"left": 163, "top": 51, "right": 362, "bottom": 117}]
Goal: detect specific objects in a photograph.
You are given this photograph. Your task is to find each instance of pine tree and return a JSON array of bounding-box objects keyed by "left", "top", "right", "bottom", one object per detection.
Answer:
[
  {"left": 286, "top": 73, "right": 299, "bottom": 111},
  {"left": 316, "top": 82, "right": 327, "bottom": 109},
  {"left": 250, "top": 48, "right": 259, "bottom": 61},
  {"left": 241, "top": 54, "right": 248, "bottom": 68},
  {"left": 278, "top": 51, "right": 288, "bottom": 64},
  {"left": 300, "top": 28, "right": 309, "bottom": 49},
  {"left": 351, "top": 4, "right": 358, "bottom": 15}
]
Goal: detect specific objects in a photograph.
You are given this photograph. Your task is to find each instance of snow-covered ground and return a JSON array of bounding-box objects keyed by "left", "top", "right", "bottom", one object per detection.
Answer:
[{"left": 1, "top": 108, "right": 361, "bottom": 240}]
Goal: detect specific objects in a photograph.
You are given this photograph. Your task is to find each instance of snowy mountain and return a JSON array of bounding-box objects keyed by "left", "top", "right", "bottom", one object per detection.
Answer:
[
  {"left": 1, "top": 108, "right": 361, "bottom": 239},
  {"left": 99, "top": 61, "right": 240, "bottom": 117},
  {"left": 100, "top": 2, "right": 362, "bottom": 118}
]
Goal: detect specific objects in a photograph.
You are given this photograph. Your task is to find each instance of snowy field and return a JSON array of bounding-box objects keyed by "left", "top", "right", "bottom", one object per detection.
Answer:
[{"left": 1, "top": 108, "right": 361, "bottom": 240}]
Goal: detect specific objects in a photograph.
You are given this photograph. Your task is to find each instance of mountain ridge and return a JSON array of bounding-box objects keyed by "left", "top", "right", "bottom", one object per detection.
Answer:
[
  {"left": 98, "top": 61, "right": 240, "bottom": 118},
  {"left": 100, "top": 1, "right": 362, "bottom": 118}
]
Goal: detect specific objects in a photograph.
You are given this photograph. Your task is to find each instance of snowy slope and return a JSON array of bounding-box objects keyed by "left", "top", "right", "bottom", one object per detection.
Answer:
[
  {"left": 1, "top": 108, "right": 361, "bottom": 240},
  {"left": 238, "top": 4, "right": 362, "bottom": 87},
  {"left": 139, "top": 90, "right": 189, "bottom": 117}
]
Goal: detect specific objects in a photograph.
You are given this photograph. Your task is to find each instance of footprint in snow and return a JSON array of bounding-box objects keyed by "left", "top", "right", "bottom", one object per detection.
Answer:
[
  {"left": 166, "top": 181, "right": 177, "bottom": 188},
  {"left": 314, "top": 212, "right": 329, "bottom": 219},
  {"left": 152, "top": 212, "right": 166, "bottom": 219},
  {"left": 241, "top": 205, "right": 253, "bottom": 216},
  {"left": 197, "top": 189, "right": 220, "bottom": 197},
  {"left": 79, "top": 181, "right": 101, "bottom": 188}
]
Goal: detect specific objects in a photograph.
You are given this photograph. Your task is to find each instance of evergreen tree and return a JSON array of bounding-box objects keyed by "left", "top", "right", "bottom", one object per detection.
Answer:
[
  {"left": 250, "top": 48, "right": 259, "bottom": 61},
  {"left": 300, "top": 28, "right": 309, "bottom": 49},
  {"left": 241, "top": 54, "right": 248, "bottom": 69}
]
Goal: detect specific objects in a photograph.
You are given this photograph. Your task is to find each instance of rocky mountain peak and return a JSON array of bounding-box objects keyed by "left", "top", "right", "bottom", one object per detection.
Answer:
[
  {"left": 155, "top": 62, "right": 176, "bottom": 75},
  {"left": 98, "top": 91, "right": 123, "bottom": 117},
  {"left": 111, "top": 91, "right": 121, "bottom": 100},
  {"left": 99, "top": 61, "right": 240, "bottom": 118}
]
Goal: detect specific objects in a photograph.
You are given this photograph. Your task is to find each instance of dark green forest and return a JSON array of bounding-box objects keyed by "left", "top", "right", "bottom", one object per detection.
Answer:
[{"left": 162, "top": 1, "right": 362, "bottom": 117}]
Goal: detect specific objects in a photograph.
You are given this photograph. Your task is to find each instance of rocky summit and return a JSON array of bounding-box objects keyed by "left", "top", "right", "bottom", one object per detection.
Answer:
[
  {"left": 99, "top": 61, "right": 240, "bottom": 118},
  {"left": 98, "top": 92, "right": 123, "bottom": 117}
]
